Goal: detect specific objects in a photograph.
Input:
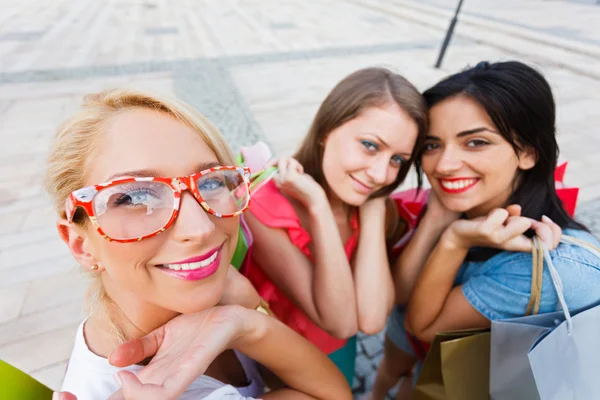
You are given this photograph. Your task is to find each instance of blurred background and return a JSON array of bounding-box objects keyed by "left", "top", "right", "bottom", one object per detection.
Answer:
[{"left": 1, "top": 0, "right": 599, "bottom": 397}]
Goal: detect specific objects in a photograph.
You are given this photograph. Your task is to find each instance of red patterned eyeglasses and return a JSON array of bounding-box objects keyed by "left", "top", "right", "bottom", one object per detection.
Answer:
[{"left": 65, "top": 166, "right": 251, "bottom": 243}]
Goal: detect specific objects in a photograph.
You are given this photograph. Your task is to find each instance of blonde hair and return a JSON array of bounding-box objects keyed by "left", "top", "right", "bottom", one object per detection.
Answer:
[
  {"left": 44, "top": 88, "right": 236, "bottom": 340},
  {"left": 45, "top": 88, "right": 235, "bottom": 216}
]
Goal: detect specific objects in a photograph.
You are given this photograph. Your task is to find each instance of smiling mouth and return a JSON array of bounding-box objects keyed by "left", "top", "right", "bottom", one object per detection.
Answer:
[
  {"left": 156, "top": 245, "right": 223, "bottom": 281},
  {"left": 438, "top": 178, "right": 480, "bottom": 194},
  {"left": 162, "top": 251, "right": 218, "bottom": 271},
  {"left": 349, "top": 174, "right": 375, "bottom": 194}
]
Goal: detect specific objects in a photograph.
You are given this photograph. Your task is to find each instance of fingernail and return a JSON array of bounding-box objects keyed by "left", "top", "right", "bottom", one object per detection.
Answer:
[
  {"left": 114, "top": 372, "right": 123, "bottom": 386},
  {"left": 542, "top": 215, "right": 553, "bottom": 223},
  {"left": 52, "top": 393, "right": 59, "bottom": 400}
]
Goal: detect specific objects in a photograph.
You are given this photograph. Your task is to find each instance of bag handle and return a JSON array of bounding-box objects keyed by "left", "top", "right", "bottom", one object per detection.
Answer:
[
  {"left": 249, "top": 166, "right": 278, "bottom": 193},
  {"left": 538, "top": 237, "right": 572, "bottom": 333},
  {"left": 526, "top": 234, "right": 600, "bottom": 333},
  {"left": 561, "top": 234, "right": 600, "bottom": 257},
  {"left": 525, "top": 240, "right": 544, "bottom": 316}
]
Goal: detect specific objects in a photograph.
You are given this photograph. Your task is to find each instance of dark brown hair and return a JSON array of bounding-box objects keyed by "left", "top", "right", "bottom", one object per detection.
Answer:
[{"left": 294, "top": 67, "right": 428, "bottom": 198}]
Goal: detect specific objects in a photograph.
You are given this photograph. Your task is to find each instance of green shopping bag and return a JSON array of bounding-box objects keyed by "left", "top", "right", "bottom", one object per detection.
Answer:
[
  {"left": 231, "top": 143, "right": 277, "bottom": 271},
  {"left": 0, "top": 360, "right": 53, "bottom": 399}
]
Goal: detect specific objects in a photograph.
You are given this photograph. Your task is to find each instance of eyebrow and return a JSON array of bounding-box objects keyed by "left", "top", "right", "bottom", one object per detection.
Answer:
[
  {"left": 425, "top": 127, "right": 497, "bottom": 141},
  {"left": 105, "top": 161, "right": 221, "bottom": 181},
  {"left": 372, "top": 134, "right": 413, "bottom": 158}
]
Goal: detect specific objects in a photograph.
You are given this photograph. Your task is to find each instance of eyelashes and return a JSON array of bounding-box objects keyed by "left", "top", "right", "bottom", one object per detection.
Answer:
[
  {"left": 361, "top": 140, "right": 405, "bottom": 167},
  {"left": 422, "top": 139, "right": 491, "bottom": 152},
  {"left": 466, "top": 139, "right": 490, "bottom": 147}
]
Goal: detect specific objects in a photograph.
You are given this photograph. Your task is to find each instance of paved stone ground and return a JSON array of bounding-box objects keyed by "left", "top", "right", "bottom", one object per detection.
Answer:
[{"left": 0, "top": 0, "right": 599, "bottom": 398}]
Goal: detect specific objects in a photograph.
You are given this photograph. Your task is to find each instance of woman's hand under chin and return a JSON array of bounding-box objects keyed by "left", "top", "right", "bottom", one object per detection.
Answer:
[
  {"left": 52, "top": 306, "right": 255, "bottom": 400},
  {"left": 443, "top": 205, "right": 562, "bottom": 253},
  {"left": 106, "top": 305, "right": 261, "bottom": 400},
  {"left": 358, "top": 196, "right": 386, "bottom": 221}
]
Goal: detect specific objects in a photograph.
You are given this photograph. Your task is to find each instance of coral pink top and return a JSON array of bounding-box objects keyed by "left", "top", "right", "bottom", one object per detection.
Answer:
[{"left": 245, "top": 180, "right": 359, "bottom": 354}]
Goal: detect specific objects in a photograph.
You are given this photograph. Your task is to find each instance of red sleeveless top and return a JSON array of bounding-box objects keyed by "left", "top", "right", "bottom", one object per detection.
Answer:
[{"left": 245, "top": 180, "right": 360, "bottom": 354}]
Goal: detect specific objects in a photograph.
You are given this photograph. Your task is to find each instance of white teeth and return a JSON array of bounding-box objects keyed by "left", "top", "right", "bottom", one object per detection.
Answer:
[
  {"left": 163, "top": 251, "right": 218, "bottom": 271},
  {"left": 441, "top": 179, "right": 476, "bottom": 190}
]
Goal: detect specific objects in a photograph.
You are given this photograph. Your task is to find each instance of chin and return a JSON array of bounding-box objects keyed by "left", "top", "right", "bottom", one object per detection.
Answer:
[
  {"left": 325, "top": 177, "right": 364, "bottom": 207},
  {"left": 338, "top": 190, "right": 370, "bottom": 207},
  {"left": 439, "top": 197, "right": 476, "bottom": 214},
  {"left": 174, "top": 292, "right": 221, "bottom": 314}
]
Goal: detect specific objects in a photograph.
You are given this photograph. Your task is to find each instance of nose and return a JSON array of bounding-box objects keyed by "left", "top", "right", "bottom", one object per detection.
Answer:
[
  {"left": 171, "top": 192, "right": 216, "bottom": 243},
  {"left": 365, "top": 156, "right": 390, "bottom": 186},
  {"left": 435, "top": 145, "right": 463, "bottom": 175}
]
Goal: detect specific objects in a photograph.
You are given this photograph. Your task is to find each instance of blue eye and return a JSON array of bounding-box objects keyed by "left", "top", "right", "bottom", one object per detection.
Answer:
[
  {"left": 390, "top": 155, "right": 405, "bottom": 167},
  {"left": 198, "top": 178, "right": 225, "bottom": 191},
  {"left": 112, "top": 188, "right": 159, "bottom": 207},
  {"left": 361, "top": 140, "right": 379, "bottom": 152}
]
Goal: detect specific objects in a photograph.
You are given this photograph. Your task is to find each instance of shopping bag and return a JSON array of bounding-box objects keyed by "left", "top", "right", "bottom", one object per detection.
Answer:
[
  {"left": 390, "top": 188, "right": 429, "bottom": 253},
  {"left": 529, "top": 237, "right": 600, "bottom": 400},
  {"left": 490, "top": 236, "right": 600, "bottom": 400},
  {"left": 490, "top": 310, "right": 561, "bottom": 399},
  {"left": 231, "top": 142, "right": 277, "bottom": 271},
  {"left": 0, "top": 360, "right": 53, "bottom": 399},
  {"left": 230, "top": 215, "right": 254, "bottom": 272},
  {"left": 529, "top": 298, "right": 600, "bottom": 399},
  {"left": 489, "top": 234, "right": 558, "bottom": 400},
  {"left": 414, "top": 329, "right": 490, "bottom": 400},
  {"left": 554, "top": 162, "right": 578, "bottom": 217}
]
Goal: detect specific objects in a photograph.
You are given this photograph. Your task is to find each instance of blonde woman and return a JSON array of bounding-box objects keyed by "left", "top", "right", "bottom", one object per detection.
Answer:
[{"left": 46, "top": 89, "right": 350, "bottom": 399}]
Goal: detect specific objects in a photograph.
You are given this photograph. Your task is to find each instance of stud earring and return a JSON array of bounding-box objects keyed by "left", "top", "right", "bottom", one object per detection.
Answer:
[{"left": 91, "top": 265, "right": 99, "bottom": 271}]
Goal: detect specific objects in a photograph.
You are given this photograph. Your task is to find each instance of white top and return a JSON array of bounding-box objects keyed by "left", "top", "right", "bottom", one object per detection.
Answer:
[{"left": 61, "top": 320, "right": 264, "bottom": 399}]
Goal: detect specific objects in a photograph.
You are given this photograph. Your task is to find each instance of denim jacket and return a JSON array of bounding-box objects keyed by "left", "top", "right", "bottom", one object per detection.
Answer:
[{"left": 455, "top": 229, "right": 600, "bottom": 320}]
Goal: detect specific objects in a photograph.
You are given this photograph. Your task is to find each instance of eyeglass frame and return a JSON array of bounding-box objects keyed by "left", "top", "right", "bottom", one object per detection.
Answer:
[{"left": 65, "top": 165, "right": 252, "bottom": 243}]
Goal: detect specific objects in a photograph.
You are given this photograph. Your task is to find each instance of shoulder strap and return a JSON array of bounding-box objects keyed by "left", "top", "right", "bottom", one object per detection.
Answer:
[{"left": 561, "top": 234, "right": 600, "bottom": 256}]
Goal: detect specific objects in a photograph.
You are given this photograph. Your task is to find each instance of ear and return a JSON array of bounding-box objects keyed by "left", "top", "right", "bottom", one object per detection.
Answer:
[
  {"left": 517, "top": 146, "right": 537, "bottom": 171},
  {"left": 57, "top": 220, "right": 104, "bottom": 273}
]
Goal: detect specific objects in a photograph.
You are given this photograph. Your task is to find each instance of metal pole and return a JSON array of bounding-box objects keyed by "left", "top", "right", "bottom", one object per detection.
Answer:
[{"left": 434, "top": 0, "right": 465, "bottom": 69}]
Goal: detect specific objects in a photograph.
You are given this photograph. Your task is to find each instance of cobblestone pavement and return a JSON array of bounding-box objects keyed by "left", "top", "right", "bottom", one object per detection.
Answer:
[{"left": 0, "top": 0, "right": 599, "bottom": 397}]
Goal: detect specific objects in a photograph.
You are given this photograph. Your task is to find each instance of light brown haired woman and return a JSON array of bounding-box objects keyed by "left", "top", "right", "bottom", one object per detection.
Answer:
[{"left": 244, "top": 67, "right": 428, "bottom": 383}]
